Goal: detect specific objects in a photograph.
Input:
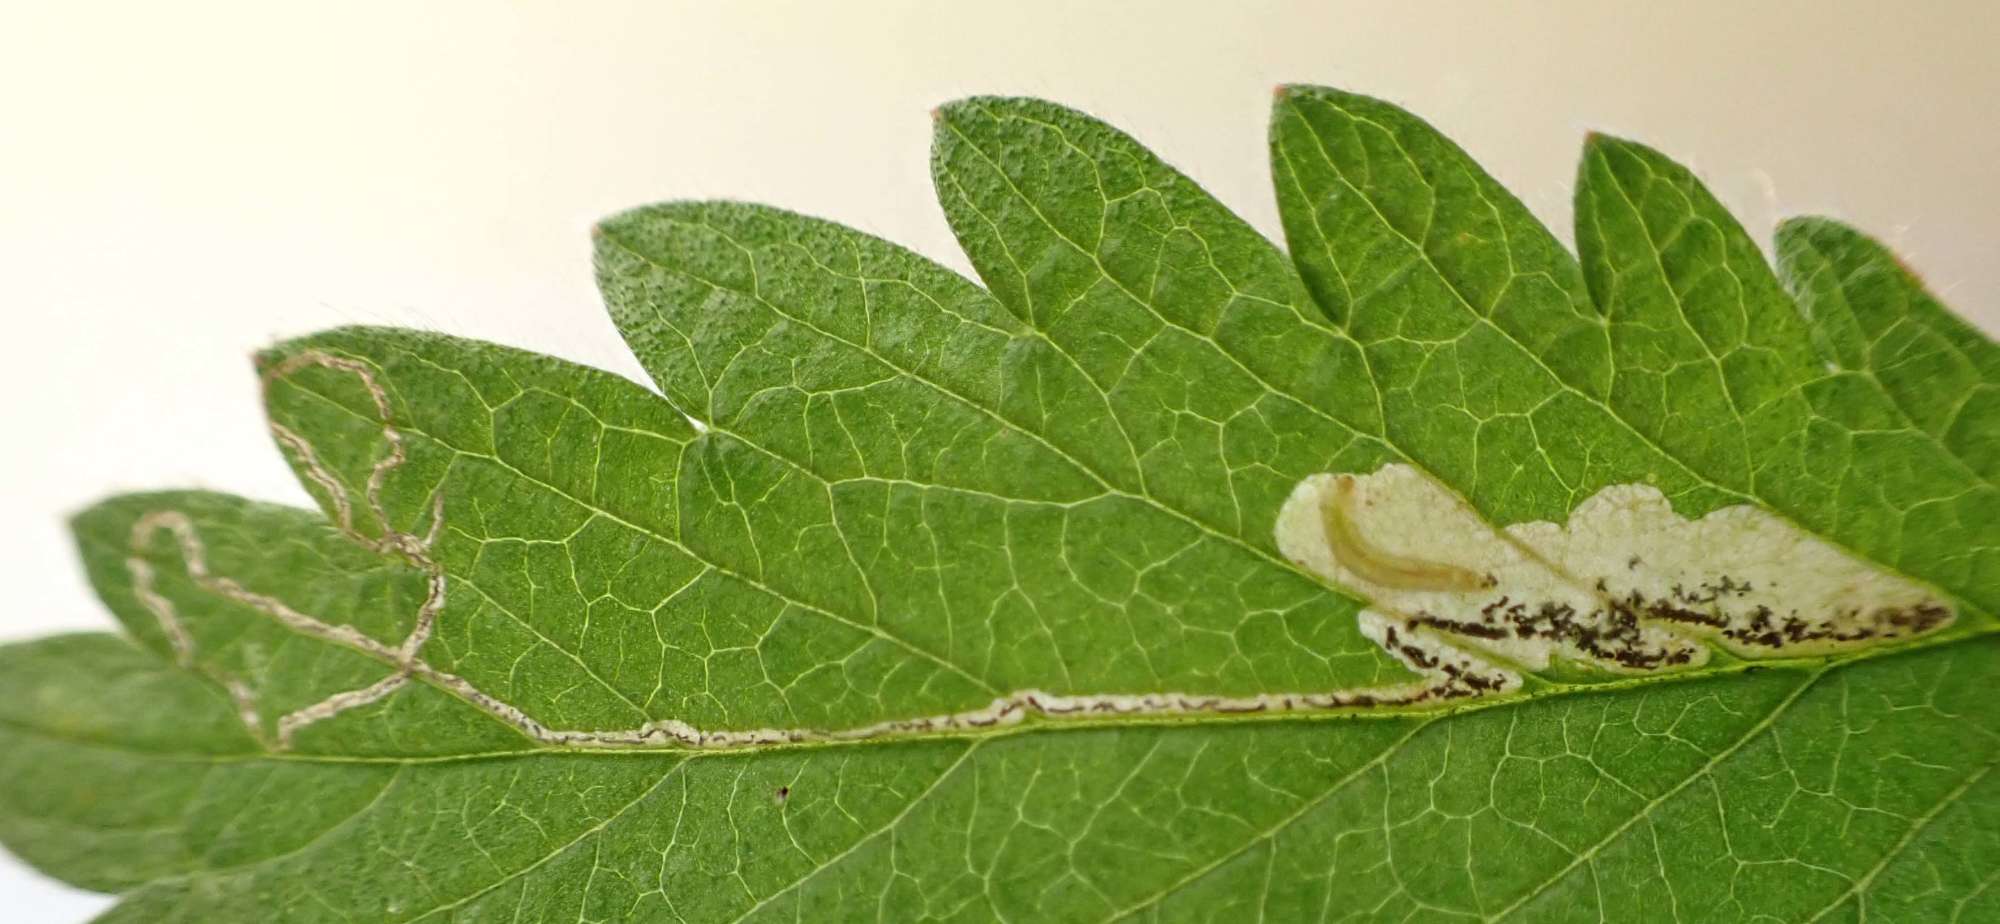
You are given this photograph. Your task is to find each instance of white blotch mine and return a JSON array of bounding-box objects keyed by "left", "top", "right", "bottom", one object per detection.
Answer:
[
  {"left": 1517, "top": 485, "right": 1952, "bottom": 655},
  {"left": 1278, "top": 464, "right": 1953, "bottom": 672}
]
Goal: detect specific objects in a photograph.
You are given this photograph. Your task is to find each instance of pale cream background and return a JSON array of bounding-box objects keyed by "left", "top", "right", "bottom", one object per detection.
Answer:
[{"left": 3, "top": 0, "right": 1995, "bottom": 915}]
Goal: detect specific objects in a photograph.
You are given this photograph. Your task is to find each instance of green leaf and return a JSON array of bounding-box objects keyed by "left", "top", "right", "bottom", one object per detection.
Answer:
[
  {"left": 1774, "top": 216, "right": 2000, "bottom": 484},
  {"left": 5, "top": 89, "right": 1994, "bottom": 922}
]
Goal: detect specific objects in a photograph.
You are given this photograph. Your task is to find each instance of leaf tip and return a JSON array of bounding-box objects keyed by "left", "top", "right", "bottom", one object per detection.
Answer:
[
  {"left": 1579, "top": 132, "right": 1678, "bottom": 176},
  {"left": 1581, "top": 129, "right": 1627, "bottom": 156},
  {"left": 591, "top": 205, "right": 663, "bottom": 251},
  {"left": 929, "top": 98, "right": 980, "bottom": 155},
  {"left": 1271, "top": 83, "right": 1321, "bottom": 107},
  {"left": 1774, "top": 214, "right": 1844, "bottom": 244},
  {"left": 1777, "top": 216, "right": 1933, "bottom": 289},
  {"left": 930, "top": 97, "right": 982, "bottom": 126}
]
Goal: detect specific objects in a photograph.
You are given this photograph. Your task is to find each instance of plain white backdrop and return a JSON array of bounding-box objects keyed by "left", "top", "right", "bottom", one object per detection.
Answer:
[{"left": 3, "top": 1, "right": 1996, "bottom": 917}]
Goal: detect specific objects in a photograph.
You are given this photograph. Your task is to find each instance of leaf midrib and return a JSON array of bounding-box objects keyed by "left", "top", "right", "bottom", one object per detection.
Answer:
[
  {"left": 13, "top": 631, "right": 1983, "bottom": 767},
  {"left": 23, "top": 641, "right": 2000, "bottom": 920}
]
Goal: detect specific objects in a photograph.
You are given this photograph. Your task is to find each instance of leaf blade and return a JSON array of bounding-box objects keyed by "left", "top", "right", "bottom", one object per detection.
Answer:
[
  {"left": 1776, "top": 215, "right": 2000, "bottom": 483},
  {"left": 8, "top": 633, "right": 1992, "bottom": 921},
  {"left": 595, "top": 200, "right": 1420, "bottom": 704},
  {"left": 1270, "top": 85, "right": 1736, "bottom": 525},
  {"left": 1576, "top": 135, "right": 1999, "bottom": 614},
  {"left": 2, "top": 88, "right": 1993, "bottom": 922}
]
